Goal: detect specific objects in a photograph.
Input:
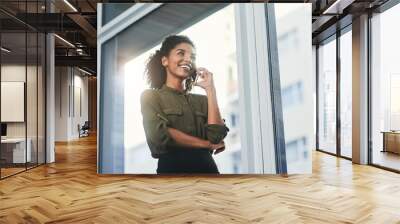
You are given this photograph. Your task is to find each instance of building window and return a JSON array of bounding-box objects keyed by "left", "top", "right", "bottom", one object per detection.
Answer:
[
  {"left": 317, "top": 37, "right": 337, "bottom": 155},
  {"left": 371, "top": 3, "right": 400, "bottom": 171},
  {"left": 286, "top": 137, "right": 307, "bottom": 163},
  {"left": 281, "top": 81, "right": 304, "bottom": 108}
]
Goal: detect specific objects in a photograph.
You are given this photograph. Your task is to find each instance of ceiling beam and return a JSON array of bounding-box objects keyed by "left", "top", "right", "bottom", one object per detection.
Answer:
[
  {"left": 322, "top": 0, "right": 356, "bottom": 14},
  {"left": 67, "top": 13, "right": 97, "bottom": 40},
  {"left": 312, "top": 15, "right": 335, "bottom": 33},
  {"left": 51, "top": 0, "right": 97, "bottom": 46},
  {"left": 55, "top": 55, "right": 96, "bottom": 71}
]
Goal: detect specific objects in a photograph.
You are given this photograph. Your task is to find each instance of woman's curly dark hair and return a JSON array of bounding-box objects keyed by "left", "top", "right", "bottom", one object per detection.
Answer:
[{"left": 144, "top": 35, "right": 196, "bottom": 92}]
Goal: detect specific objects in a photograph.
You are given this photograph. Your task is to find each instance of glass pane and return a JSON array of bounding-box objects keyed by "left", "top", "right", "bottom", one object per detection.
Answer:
[
  {"left": 1, "top": 29, "right": 27, "bottom": 177},
  {"left": 27, "top": 31, "right": 38, "bottom": 169},
  {"left": 102, "top": 3, "right": 134, "bottom": 26},
  {"left": 99, "top": 38, "right": 124, "bottom": 173},
  {"left": 122, "top": 5, "right": 241, "bottom": 174},
  {"left": 371, "top": 4, "right": 400, "bottom": 171},
  {"left": 339, "top": 29, "right": 352, "bottom": 158},
  {"left": 274, "top": 4, "right": 313, "bottom": 173},
  {"left": 180, "top": 5, "right": 240, "bottom": 174},
  {"left": 26, "top": 0, "right": 38, "bottom": 169},
  {"left": 318, "top": 37, "right": 337, "bottom": 154}
]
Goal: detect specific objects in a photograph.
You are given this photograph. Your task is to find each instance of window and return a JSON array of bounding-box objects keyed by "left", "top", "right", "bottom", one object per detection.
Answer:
[
  {"left": 286, "top": 137, "right": 307, "bottom": 163},
  {"left": 230, "top": 114, "right": 237, "bottom": 127},
  {"left": 340, "top": 28, "right": 352, "bottom": 158},
  {"left": 123, "top": 5, "right": 241, "bottom": 174},
  {"left": 282, "top": 81, "right": 304, "bottom": 108},
  {"left": 286, "top": 137, "right": 310, "bottom": 174},
  {"left": 317, "top": 37, "right": 337, "bottom": 155},
  {"left": 102, "top": 3, "right": 134, "bottom": 26},
  {"left": 371, "top": 3, "right": 400, "bottom": 171}
]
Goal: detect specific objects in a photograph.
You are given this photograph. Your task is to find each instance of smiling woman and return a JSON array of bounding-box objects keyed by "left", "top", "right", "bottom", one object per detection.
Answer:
[
  {"left": 100, "top": 3, "right": 313, "bottom": 174},
  {"left": 140, "top": 35, "right": 229, "bottom": 174}
]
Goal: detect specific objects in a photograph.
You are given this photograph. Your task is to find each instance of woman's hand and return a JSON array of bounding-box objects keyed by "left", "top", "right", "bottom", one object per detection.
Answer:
[
  {"left": 209, "top": 141, "right": 225, "bottom": 155},
  {"left": 194, "top": 67, "right": 215, "bottom": 91}
]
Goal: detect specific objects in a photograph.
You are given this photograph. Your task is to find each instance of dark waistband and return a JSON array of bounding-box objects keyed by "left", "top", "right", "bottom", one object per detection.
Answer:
[{"left": 160, "top": 147, "right": 212, "bottom": 157}]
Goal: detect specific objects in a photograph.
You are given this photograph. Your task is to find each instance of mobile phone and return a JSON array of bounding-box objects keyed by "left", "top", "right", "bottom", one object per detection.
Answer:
[{"left": 190, "top": 64, "right": 198, "bottom": 82}]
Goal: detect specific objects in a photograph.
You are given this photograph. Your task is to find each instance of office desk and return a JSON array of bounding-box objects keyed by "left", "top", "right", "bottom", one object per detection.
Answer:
[
  {"left": 1, "top": 138, "right": 31, "bottom": 163},
  {"left": 382, "top": 131, "right": 400, "bottom": 154}
]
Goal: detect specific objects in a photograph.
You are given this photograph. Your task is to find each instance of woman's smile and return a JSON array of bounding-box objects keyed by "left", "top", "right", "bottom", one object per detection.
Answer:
[
  {"left": 178, "top": 63, "right": 192, "bottom": 71},
  {"left": 176, "top": 62, "right": 193, "bottom": 77}
]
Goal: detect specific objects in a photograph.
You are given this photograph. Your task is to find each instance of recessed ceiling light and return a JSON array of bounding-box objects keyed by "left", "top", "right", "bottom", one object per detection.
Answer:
[
  {"left": 322, "top": 0, "right": 354, "bottom": 15},
  {"left": 78, "top": 67, "right": 93, "bottom": 76},
  {"left": 54, "top": 34, "right": 75, "bottom": 48},
  {"left": 63, "top": 0, "right": 78, "bottom": 12}
]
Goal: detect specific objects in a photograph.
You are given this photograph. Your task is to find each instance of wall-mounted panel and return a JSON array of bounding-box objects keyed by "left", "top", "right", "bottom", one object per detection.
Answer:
[{"left": 1, "top": 82, "right": 25, "bottom": 122}]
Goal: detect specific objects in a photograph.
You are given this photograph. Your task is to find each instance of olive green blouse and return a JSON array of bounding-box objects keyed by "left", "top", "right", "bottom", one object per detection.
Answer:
[{"left": 140, "top": 84, "right": 229, "bottom": 158}]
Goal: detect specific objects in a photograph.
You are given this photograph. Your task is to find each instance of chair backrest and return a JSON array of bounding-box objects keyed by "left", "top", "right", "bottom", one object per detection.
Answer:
[{"left": 82, "top": 121, "right": 90, "bottom": 129}]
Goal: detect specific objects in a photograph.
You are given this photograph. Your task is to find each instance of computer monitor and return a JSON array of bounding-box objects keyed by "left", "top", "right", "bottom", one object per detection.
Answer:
[{"left": 1, "top": 123, "right": 7, "bottom": 137}]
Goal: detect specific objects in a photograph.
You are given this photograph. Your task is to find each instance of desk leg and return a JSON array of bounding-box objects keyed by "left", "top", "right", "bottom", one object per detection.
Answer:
[{"left": 382, "top": 133, "right": 386, "bottom": 153}]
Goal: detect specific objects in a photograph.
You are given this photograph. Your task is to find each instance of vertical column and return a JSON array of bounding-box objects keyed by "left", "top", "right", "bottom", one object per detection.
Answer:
[
  {"left": 46, "top": 1, "right": 55, "bottom": 163},
  {"left": 352, "top": 14, "right": 369, "bottom": 164},
  {"left": 46, "top": 33, "right": 55, "bottom": 163},
  {"left": 265, "top": 5, "right": 287, "bottom": 174},
  {"left": 336, "top": 30, "right": 341, "bottom": 157}
]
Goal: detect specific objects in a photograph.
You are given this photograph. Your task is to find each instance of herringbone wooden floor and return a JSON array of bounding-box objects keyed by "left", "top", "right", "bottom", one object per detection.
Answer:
[{"left": 1, "top": 134, "right": 400, "bottom": 224}]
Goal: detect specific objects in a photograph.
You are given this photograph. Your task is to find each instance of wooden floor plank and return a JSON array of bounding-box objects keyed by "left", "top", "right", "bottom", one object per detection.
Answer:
[{"left": 0, "top": 134, "right": 400, "bottom": 223}]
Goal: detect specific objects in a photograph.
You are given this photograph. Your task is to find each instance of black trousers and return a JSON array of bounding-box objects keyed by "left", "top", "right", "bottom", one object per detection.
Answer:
[{"left": 157, "top": 148, "right": 219, "bottom": 174}]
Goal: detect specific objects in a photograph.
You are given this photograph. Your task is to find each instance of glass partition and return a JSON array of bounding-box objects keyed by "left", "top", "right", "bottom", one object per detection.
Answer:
[
  {"left": 27, "top": 30, "right": 38, "bottom": 169},
  {"left": 317, "top": 36, "right": 337, "bottom": 155},
  {"left": 0, "top": 1, "right": 46, "bottom": 179},
  {"left": 339, "top": 28, "right": 352, "bottom": 158},
  {"left": 371, "top": 3, "right": 400, "bottom": 171},
  {"left": 1, "top": 30, "right": 28, "bottom": 177}
]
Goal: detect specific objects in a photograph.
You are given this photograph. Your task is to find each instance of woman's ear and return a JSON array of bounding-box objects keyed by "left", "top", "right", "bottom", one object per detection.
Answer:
[{"left": 161, "top": 56, "right": 168, "bottom": 67}]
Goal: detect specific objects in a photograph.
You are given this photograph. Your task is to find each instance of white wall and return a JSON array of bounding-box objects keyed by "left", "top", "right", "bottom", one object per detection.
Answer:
[
  {"left": 72, "top": 73, "right": 89, "bottom": 138},
  {"left": 55, "top": 67, "right": 89, "bottom": 141},
  {"left": 55, "top": 66, "right": 68, "bottom": 141},
  {"left": 1, "top": 65, "right": 37, "bottom": 138}
]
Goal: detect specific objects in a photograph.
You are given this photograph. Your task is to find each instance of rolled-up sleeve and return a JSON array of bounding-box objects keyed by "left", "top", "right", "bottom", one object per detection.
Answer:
[
  {"left": 140, "top": 90, "right": 174, "bottom": 158},
  {"left": 206, "top": 123, "right": 229, "bottom": 144},
  {"left": 198, "top": 95, "right": 230, "bottom": 144}
]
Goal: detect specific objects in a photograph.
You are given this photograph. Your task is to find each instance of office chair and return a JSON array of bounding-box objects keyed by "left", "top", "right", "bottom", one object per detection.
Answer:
[{"left": 79, "top": 121, "right": 90, "bottom": 138}]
